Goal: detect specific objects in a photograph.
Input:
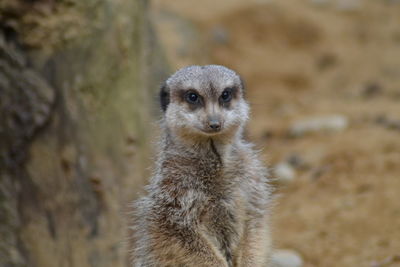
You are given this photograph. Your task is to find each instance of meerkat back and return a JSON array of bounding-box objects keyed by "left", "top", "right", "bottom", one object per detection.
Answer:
[{"left": 130, "top": 65, "right": 272, "bottom": 267}]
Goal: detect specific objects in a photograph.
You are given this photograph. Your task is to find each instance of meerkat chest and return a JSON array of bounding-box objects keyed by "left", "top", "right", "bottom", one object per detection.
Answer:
[{"left": 199, "top": 189, "right": 245, "bottom": 263}]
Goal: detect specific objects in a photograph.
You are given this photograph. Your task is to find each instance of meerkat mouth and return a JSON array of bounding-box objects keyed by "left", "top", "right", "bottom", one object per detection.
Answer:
[
  {"left": 202, "top": 129, "right": 222, "bottom": 134},
  {"left": 197, "top": 127, "right": 224, "bottom": 135}
]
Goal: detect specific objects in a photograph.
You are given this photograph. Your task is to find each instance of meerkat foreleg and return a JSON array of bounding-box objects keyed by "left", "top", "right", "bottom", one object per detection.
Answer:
[{"left": 236, "top": 222, "right": 271, "bottom": 267}]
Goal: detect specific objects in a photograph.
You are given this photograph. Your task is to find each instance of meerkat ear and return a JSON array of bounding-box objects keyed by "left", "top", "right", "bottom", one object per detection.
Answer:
[{"left": 160, "top": 82, "right": 170, "bottom": 112}]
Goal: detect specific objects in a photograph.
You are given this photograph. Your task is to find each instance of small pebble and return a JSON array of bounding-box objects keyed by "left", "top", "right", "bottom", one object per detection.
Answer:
[
  {"left": 286, "top": 154, "right": 307, "bottom": 169},
  {"left": 362, "top": 83, "right": 382, "bottom": 98},
  {"left": 211, "top": 26, "right": 229, "bottom": 44},
  {"left": 289, "top": 115, "right": 349, "bottom": 137},
  {"left": 271, "top": 249, "right": 304, "bottom": 267},
  {"left": 274, "top": 162, "right": 296, "bottom": 183},
  {"left": 375, "top": 115, "right": 400, "bottom": 131}
]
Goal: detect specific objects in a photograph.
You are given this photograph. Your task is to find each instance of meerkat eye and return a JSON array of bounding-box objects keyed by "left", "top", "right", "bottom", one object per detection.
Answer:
[
  {"left": 185, "top": 91, "right": 199, "bottom": 104},
  {"left": 220, "top": 89, "right": 232, "bottom": 102}
]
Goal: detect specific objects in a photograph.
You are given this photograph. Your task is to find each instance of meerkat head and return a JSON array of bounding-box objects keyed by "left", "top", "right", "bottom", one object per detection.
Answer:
[{"left": 160, "top": 65, "right": 249, "bottom": 141}]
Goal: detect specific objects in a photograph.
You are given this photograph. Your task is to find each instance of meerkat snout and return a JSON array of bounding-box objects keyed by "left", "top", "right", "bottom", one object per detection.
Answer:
[
  {"left": 160, "top": 65, "right": 249, "bottom": 138},
  {"left": 208, "top": 115, "right": 221, "bottom": 131},
  {"left": 204, "top": 104, "right": 223, "bottom": 133}
]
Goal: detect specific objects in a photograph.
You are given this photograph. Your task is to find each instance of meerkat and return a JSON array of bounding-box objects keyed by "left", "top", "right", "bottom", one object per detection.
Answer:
[{"left": 130, "top": 65, "right": 272, "bottom": 267}]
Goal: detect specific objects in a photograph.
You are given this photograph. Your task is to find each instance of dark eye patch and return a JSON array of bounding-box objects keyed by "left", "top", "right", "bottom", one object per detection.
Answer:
[
  {"left": 220, "top": 90, "right": 232, "bottom": 102},
  {"left": 177, "top": 89, "right": 204, "bottom": 109},
  {"left": 186, "top": 91, "right": 199, "bottom": 104},
  {"left": 219, "top": 87, "right": 238, "bottom": 108}
]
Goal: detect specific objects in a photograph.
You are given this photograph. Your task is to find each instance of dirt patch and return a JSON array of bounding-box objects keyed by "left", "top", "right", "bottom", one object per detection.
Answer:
[
  {"left": 153, "top": 0, "right": 400, "bottom": 266},
  {"left": 215, "top": 5, "right": 322, "bottom": 49}
]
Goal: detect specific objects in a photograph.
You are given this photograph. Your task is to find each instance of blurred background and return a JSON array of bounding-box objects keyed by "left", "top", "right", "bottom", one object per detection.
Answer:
[{"left": 1, "top": 0, "right": 399, "bottom": 266}]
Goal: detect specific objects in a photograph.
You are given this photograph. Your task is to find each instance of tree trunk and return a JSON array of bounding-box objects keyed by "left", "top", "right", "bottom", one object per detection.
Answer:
[{"left": 0, "top": 1, "right": 167, "bottom": 266}]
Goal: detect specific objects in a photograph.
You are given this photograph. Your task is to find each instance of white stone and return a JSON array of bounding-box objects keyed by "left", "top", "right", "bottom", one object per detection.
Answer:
[
  {"left": 290, "top": 114, "right": 349, "bottom": 137},
  {"left": 274, "top": 162, "right": 296, "bottom": 183},
  {"left": 271, "top": 249, "right": 304, "bottom": 267}
]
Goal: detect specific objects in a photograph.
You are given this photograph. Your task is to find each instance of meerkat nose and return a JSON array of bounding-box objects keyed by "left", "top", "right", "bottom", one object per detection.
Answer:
[{"left": 208, "top": 119, "right": 221, "bottom": 131}]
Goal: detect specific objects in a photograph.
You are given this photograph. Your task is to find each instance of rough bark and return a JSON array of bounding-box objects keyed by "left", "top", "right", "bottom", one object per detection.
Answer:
[{"left": 0, "top": 0, "right": 168, "bottom": 266}]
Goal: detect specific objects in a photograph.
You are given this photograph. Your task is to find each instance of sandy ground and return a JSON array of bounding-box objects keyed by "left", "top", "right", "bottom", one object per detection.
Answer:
[{"left": 151, "top": 0, "right": 400, "bottom": 266}]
